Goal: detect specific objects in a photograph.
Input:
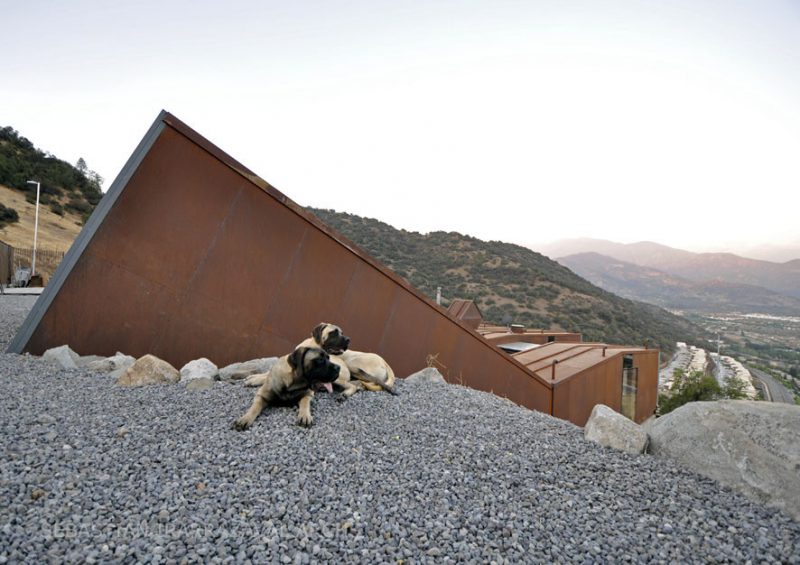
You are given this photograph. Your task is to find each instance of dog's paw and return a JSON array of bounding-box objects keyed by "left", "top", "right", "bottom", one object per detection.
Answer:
[
  {"left": 296, "top": 413, "right": 313, "bottom": 427},
  {"left": 335, "top": 393, "right": 348, "bottom": 403},
  {"left": 243, "top": 375, "right": 263, "bottom": 387},
  {"left": 232, "top": 417, "right": 252, "bottom": 431}
]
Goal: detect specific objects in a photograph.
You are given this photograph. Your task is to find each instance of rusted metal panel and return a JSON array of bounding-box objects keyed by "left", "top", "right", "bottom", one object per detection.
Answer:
[
  {"left": 634, "top": 350, "right": 659, "bottom": 423},
  {"left": 551, "top": 349, "right": 659, "bottom": 426},
  {"left": 8, "top": 111, "right": 553, "bottom": 415},
  {"left": 447, "top": 299, "right": 483, "bottom": 329},
  {"left": 552, "top": 356, "right": 623, "bottom": 426},
  {"left": 0, "top": 240, "right": 12, "bottom": 285}
]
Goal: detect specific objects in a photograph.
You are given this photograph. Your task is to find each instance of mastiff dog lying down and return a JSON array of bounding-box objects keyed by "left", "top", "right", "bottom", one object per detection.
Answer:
[
  {"left": 244, "top": 323, "right": 363, "bottom": 400},
  {"left": 232, "top": 346, "right": 340, "bottom": 430},
  {"left": 246, "top": 323, "right": 398, "bottom": 396},
  {"left": 235, "top": 323, "right": 398, "bottom": 429}
]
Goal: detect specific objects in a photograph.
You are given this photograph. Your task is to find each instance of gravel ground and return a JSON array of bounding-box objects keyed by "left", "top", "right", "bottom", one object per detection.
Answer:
[{"left": 1, "top": 297, "right": 799, "bottom": 563}]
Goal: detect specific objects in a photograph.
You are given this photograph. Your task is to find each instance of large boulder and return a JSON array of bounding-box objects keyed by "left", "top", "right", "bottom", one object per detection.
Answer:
[
  {"left": 180, "top": 358, "right": 218, "bottom": 381},
  {"left": 405, "top": 367, "right": 446, "bottom": 384},
  {"left": 42, "top": 345, "right": 80, "bottom": 370},
  {"left": 219, "top": 358, "right": 278, "bottom": 382},
  {"left": 116, "top": 355, "right": 180, "bottom": 387},
  {"left": 649, "top": 400, "right": 800, "bottom": 520},
  {"left": 584, "top": 404, "right": 648, "bottom": 455}
]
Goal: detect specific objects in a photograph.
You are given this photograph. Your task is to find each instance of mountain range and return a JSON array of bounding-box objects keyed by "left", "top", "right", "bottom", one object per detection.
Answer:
[
  {"left": 558, "top": 252, "right": 800, "bottom": 317},
  {"left": 538, "top": 238, "right": 800, "bottom": 300}
]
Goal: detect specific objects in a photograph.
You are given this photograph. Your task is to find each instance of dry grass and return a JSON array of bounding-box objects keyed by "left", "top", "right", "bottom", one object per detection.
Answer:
[{"left": 0, "top": 184, "right": 81, "bottom": 250}]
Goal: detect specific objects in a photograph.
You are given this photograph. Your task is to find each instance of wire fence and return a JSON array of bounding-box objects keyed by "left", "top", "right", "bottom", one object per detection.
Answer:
[{"left": 8, "top": 246, "right": 66, "bottom": 284}]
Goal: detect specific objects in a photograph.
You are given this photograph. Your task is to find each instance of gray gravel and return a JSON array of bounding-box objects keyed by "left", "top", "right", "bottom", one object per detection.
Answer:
[{"left": 1, "top": 296, "right": 799, "bottom": 563}]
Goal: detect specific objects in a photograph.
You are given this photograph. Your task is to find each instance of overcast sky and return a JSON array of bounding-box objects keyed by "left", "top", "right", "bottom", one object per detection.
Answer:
[{"left": 3, "top": 0, "right": 799, "bottom": 256}]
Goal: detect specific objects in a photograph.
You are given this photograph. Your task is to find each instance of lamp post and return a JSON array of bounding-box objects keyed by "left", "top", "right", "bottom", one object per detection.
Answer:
[{"left": 26, "top": 180, "right": 41, "bottom": 277}]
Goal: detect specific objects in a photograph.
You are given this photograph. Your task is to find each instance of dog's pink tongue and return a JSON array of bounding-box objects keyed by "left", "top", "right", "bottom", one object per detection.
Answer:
[{"left": 323, "top": 382, "right": 333, "bottom": 393}]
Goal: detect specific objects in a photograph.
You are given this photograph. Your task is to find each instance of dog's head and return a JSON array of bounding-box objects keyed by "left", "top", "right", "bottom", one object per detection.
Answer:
[
  {"left": 288, "top": 346, "right": 340, "bottom": 393},
  {"left": 311, "top": 323, "right": 350, "bottom": 355}
]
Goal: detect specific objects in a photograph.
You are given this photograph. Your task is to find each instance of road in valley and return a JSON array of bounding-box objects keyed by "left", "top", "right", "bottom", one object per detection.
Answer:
[{"left": 748, "top": 367, "right": 796, "bottom": 404}]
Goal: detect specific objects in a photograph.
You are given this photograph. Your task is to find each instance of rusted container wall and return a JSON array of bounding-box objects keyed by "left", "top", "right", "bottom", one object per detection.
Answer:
[
  {"left": 10, "top": 112, "right": 552, "bottom": 414},
  {"left": 634, "top": 350, "right": 659, "bottom": 423},
  {"left": 552, "top": 356, "right": 623, "bottom": 426},
  {"left": 552, "top": 349, "right": 659, "bottom": 426},
  {"left": 0, "top": 241, "right": 12, "bottom": 285}
]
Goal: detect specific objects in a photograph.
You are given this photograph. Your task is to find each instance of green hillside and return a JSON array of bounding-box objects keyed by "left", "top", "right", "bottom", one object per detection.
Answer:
[
  {"left": 0, "top": 126, "right": 103, "bottom": 223},
  {"left": 309, "top": 208, "right": 711, "bottom": 357}
]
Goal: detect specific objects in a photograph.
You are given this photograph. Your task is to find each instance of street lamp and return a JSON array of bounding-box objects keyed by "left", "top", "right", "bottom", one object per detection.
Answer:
[{"left": 26, "top": 180, "right": 40, "bottom": 277}]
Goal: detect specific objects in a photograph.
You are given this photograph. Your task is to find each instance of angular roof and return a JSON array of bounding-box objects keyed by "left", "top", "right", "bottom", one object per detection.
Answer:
[
  {"left": 446, "top": 299, "right": 483, "bottom": 329},
  {"left": 513, "top": 342, "right": 650, "bottom": 384}
]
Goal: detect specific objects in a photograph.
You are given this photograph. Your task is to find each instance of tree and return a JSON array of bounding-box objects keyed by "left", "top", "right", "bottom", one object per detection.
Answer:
[
  {"left": 722, "top": 377, "right": 748, "bottom": 400},
  {"left": 658, "top": 369, "right": 721, "bottom": 415},
  {"left": 76, "top": 157, "right": 88, "bottom": 174}
]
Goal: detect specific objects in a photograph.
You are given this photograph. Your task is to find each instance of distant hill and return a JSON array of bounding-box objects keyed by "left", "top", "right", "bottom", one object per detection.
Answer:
[
  {"left": 559, "top": 252, "right": 800, "bottom": 317},
  {"left": 0, "top": 125, "right": 103, "bottom": 225},
  {"left": 0, "top": 125, "right": 105, "bottom": 282},
  {"left": 309, "top": 209, "right": 711, "bottom": 357},
  {"left": 537, "top": 238, "right": 800, "bottom": 298}
]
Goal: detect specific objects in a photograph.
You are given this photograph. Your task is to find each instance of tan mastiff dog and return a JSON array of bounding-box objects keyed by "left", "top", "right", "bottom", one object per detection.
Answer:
[
  {"left": 339, "top": 349, "right": 397, "bottom": 395},
  {"left": 233, "top": 346, "right": 341, "bottom": 430},
  {"left": 244, "top": 323, "right": 362, "bottom": 400}
]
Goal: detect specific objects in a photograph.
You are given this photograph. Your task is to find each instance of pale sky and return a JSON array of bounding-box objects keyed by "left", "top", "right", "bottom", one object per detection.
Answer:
[{"left": 3, "top": 0, "right": 799, "bottom": 255}]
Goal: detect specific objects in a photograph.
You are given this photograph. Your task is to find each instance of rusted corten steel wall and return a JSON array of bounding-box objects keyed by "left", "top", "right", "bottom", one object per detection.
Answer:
[
  {"left": 7, "top": 111, "right": 552, "bottom": 414},
  {"left": 446, "top": 299, "right": 483, "bottom": 330},
  {"left": 0, "top": 240, "right": 12, "bottom": 285},
  {"left": 551, "top": 349, "right": 659, "bottom": 426},
  {"left": 634, "top": 350, "right": 660, "bottom": 423}
]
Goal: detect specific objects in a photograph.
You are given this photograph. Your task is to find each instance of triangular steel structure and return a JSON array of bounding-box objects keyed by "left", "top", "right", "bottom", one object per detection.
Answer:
[{"left": 8, "top": 112, "right": 554, "bottom": 414}]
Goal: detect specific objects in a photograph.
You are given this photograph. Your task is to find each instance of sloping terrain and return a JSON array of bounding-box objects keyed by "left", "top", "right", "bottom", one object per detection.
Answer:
[
  {"left": 0, "top": 124, "right": 103, "bottom": 281},
  {"left": 0, "top": 184, "right": 83, "bottom": 251},
  {"left": 309, "top": 209, "right": 710, "bottom": 356},
  {"left": 539, "top": 238, "right": 800, "bottom": 298},
  {"left": 560, "top": 252, "right": 800, "bottom": 316},
  {"left": 0, "top": 296, "right": 798, "bottom": 562}
]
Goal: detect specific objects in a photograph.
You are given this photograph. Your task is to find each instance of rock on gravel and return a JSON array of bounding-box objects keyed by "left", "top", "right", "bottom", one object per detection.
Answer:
[
  {"left": 42, "top": 345, "right": 80, "bottom": 369},
  {"left": 219, "top": 357, "right": 277, "bottom": 382},
  {"left": 116, "top": 354, "right": 180, "bottom": 387},
  {"left": 584, "top": 404, "right": 649, "bottom": 455},
  {"left": 180, "top": 358, "right": 219, "bottom": 381},
  {"left": 405, "top": 367, "right": 446, "bottom": 384},
  {"left": 87, "top": 353, "right": 136, "bottom": 375}
]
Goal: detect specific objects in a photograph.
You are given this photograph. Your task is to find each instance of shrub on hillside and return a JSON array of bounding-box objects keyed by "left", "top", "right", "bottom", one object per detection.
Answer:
[
  {"left": 66, "top": 197, "right": 91, "bottom": 215},
  {"left": 0, "top": 203, "right": 19, "bottom": 228}
]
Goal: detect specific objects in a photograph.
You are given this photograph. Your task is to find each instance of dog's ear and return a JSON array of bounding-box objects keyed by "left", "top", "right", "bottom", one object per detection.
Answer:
[
  {"left": 288, "top": 348, "right": 305, "bottom": 370},
  {"left": 312, "top": 323, "right": 326, "bottom": 344}
]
